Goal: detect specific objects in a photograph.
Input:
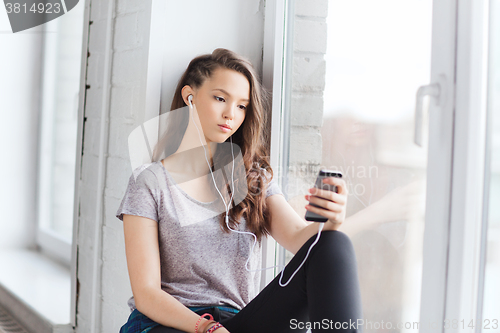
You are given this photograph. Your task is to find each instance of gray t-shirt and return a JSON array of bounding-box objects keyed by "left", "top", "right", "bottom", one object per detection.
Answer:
[{"left": 116, "top": 161, "right": 283, "bottom": 312}]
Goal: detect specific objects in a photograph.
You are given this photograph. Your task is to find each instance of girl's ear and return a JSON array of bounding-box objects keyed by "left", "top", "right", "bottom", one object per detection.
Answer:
[{"left": 181, "top": 85, "right": 195, "bottom": 105}]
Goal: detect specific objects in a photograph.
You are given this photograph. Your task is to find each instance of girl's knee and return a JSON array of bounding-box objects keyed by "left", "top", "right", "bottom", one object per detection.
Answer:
[
  {"left": 313, "top": 230, "right": 357, "bottom": 264},
  {"left": 320, "top": 230, "right": 353, "bottom": 248}
]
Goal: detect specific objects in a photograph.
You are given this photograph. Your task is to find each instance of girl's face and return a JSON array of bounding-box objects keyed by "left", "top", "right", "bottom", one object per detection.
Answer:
[{"left": 185, "top": 67, "right": 250, "bottom": 144}]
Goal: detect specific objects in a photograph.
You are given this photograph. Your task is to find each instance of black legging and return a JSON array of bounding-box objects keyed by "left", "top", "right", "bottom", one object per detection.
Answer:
[{"left": 150, "top": 230, "right": 363, "bottom": 333}]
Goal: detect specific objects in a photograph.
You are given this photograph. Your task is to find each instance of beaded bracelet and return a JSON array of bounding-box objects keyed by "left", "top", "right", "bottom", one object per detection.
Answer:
[
  {"left": 200, "top": 320, "right": 216, "bottom": 333},
  {"left": 205, "top": 322, "right": 223, "bottom": 333},
  {"left": 195, "top": 313, "right": 214, "bottom": 333}
]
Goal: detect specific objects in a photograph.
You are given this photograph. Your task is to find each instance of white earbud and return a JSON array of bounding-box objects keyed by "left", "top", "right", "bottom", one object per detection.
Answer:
[{"left": 188, "top": 94, "right": 193, "bottom": 106}]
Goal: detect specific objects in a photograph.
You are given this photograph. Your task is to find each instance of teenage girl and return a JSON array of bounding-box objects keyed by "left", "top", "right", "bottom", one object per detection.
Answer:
[{"left": 117, "top": 48, "right": 362, "bottom": 333}]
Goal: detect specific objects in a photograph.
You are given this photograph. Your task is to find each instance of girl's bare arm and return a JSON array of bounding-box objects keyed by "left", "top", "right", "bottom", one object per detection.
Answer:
[{"left": 123, "top": 214, "right": 228, "bottom": 333}]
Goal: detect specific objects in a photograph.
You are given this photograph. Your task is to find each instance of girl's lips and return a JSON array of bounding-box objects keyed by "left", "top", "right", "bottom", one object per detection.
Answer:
[{"left": 218, "top": 125, "right": 231, "bottom": 133}]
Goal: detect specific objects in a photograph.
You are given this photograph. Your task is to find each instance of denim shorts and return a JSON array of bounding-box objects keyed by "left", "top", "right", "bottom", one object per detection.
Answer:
[{"left": 119, "top": 305, "right": 240, "bottom": 333}]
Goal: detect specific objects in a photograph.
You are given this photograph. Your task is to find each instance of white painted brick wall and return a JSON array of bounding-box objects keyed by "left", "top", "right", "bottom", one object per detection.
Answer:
[
  {"left": 292, "top": 55, "right": 326, "bottom": 92},
  {"left": 295, "top": 0, "right": 328, "bottom": 18},
  {"left": 108, "top": 120, "right": 137, "bottom": 159},
  {"left": 290, "top": 127, "right": 323, "bottom": 161},
  {"left": 288, "top": 0, "right": 328, "bottom": 198},
  {"left": 293, "top": 19, "right": 327, "bottom": 54},
  {"left": 112, "top": 49, "right": 148, "bottom": 84},
  {"left": 290, "top": 95, "right": 324, "bottom": 127},
  {"left": 113, "top": 13, "right": 143, "bottom": 50},
  {"left": 109, "top": 85, "right": 141, "bottom": 120},
  {"left": 116, "top": 0, "right": 147, "bottom": 15}
]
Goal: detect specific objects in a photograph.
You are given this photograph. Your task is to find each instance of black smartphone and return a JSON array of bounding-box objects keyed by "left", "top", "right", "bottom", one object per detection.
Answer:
[{"left": 305, "top": 169, "right": 343, "bottom": 223}]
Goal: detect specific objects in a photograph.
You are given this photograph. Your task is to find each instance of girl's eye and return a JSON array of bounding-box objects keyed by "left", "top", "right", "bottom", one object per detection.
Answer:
[
  {"left": 215, "top": 96, "right": 225, "bottom": 102},
  {"left": 238, "top": 105, "right": 247, "bottom": 111}
]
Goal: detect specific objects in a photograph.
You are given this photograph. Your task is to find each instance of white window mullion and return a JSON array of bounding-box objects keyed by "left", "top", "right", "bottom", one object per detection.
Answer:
[
  {"left": 445, "top": 0, "right": 490, "bottom": 330},
  {"left": 419, "top": 0, "right": 459, "bottom": 331}
]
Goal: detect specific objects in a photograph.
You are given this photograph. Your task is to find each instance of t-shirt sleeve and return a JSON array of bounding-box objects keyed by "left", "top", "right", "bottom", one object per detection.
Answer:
[
  {"left": 116, "top": 166, "right": 159, "bottom": 222},
  {"left": 262, "top": 168, "right": 284, "bottom": 199}
]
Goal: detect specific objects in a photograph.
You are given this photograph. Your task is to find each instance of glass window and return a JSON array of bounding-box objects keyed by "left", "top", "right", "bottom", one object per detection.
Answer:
[
  {"left": 281, "top": 0, "right": 432, "bottom": 329},
  {"left": 37, "top": 4, "right": 85, "bottom": 249}
]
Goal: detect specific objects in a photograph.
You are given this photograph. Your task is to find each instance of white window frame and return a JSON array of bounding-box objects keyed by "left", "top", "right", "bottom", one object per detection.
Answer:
[
  {"left": 443, "top": 0, "right": 490, "bottom": 330},
  {"left": 36, "top": 18, "right": 73, "bottom": 267},
  {"left": 36, "top": 9, "right": 89, "bottom": 269},
  {"left": 420, "top": 0, "right": 490, "bottom": 331},
  {"left": 37, "top": 0, "right": 91, "bottom": 326},
  {"left": 0, "top": 1, "right": 91, "bottom": 330},
  {"left": 261, "top": 0, "right": 287, "bottom": 287},
  {"left": 475, "top": 0, "right": 498, "bottom": 327}
]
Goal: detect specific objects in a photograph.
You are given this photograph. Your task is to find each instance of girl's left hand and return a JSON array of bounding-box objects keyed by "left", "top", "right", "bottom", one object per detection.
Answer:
[{"left": 304, "top": 177, "right": 348, "bottom": 228}]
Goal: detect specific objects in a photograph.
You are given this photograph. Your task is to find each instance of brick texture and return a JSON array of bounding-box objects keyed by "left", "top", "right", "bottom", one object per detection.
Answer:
[{"left": 287, "top": 0, "right": 328, "bottom": 197}]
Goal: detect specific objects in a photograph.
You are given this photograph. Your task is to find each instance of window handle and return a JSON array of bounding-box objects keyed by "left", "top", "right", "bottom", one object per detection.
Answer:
[{"left": 414, "top": 75, "right": 446, "bottom": 147}]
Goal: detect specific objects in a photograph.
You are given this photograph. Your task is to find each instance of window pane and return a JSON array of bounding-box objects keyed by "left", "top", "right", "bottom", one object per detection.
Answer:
[
  {"left": 283, "top": 0, "right": 432, "bottom": 329},
  {"left": 481, "top": 1, "right": 500, "bottom": 330},
  {"left": 38, "top": 4, "right": 85, "bottom": 241}
]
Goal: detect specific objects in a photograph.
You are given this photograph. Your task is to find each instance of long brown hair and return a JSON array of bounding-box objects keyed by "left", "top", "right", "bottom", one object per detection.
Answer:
[{"left": 152, "top": 48, "right": 274, "bottom": 241}]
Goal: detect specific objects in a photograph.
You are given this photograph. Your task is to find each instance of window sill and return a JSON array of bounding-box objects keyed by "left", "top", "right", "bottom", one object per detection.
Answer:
[{"left": 0, "top": 249, "right": 73, "bottom": 333}]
